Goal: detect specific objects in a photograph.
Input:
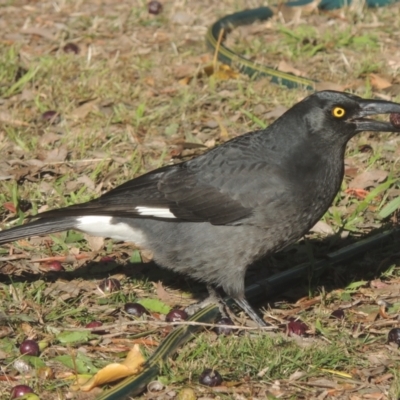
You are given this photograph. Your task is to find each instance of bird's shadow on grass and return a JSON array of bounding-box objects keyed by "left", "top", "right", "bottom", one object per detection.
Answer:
[{"left": 0, "top": 223, "right": 399, "bottom": 311}]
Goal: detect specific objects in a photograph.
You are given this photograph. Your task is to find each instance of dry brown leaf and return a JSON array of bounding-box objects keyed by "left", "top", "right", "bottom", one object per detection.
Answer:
[
  {"left": 39, "top": 132, "right": 62, "bottom": 146},
  {"left": 315, "top": 82, "right": 345, "bottom": 91},
  {"left": 265, "top": 105, "right": 288, "bottom": 119},
  {"left": 155, "top": 281, "right": 178, "bottom": 306},
  {"left": 2, "top": 202, "right": 17, "bottom": 213},
  {"left": 170, "top": 11, "right": 194, "bottom": 25},
  {"left": 84, "top": 234, "right": 104, "bottom": 252},
  {"left": 278, "top": 61, "right": 305, "bottom": 77},
  {"left": 38, "top": 147, "right": 68, "bottom": 163},
  {"left": 369, "top": 73, "right": 392, "bottom": 90},
  {"left": 370, "top": 280, "right": 389, "bottom": 289},
  {"left": 277, "top": 0, "right": 319, "bottom": 23},
  {"left": 310, "top": 221, "right": 334, "bottom": 235},
  {"left": 0, "top": 165, "right": 14, "bottom": 181},
  {"left": 20, "top": 27, "right": 56, "bottom": 41},
  {"left": 0, "top": 111, "right": 30, "bottom": 127},
  {"left": 70, "top": 100, "right": 98, "bottom": 120},
  {"left": 173, "top": 64, "right": 197, "bottom": 79},
  {"left": 349, "top": 170, "right": 388, "bottom": 189},
  {"left": 77, "top": 175, "right": 95, "bottom": 190}
]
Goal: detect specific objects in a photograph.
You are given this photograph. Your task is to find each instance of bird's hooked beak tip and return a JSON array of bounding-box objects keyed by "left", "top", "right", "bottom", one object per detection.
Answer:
[{"left": 352, "top": 98, "right": 400, "bottom": 132}]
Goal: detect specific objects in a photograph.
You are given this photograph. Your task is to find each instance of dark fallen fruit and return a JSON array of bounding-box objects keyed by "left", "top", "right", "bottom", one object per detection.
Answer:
[
  {"left": 18, "top": 200, "right": 32, "bottom": 213},
  {"left": 41, "top": 110, "right": 61, "bottom": 124},
  {"left": 388, "top": 328, "right": 400, "bottom": 346},
  {"left": 166, "top": 309, "right": 188, "bottom": 323},
  {"left": 44, "top": 261, "right": 64, "bottom": 271},
  {"left": 19, "top": 340, "right": 40, "bottom": 356},
  {"left": 215, "top": 317, "right": 235, "bottom": 335},
  {"left": 148, "top": 1, "right": 162, "bottom": 14},
  {"left": 99, "top": 278, "right": 121, "bottom": 293},
  {"left": 100, "top": 256, "right": 114, "bottom": 263},
  {"left": 86, "top": 321, "right": 103, "bottom": 329},
  {"left": 358, "top": 144, "right": 373, "bottom": 153},
  {"left": 86, "top": 321, "right": 106, "bottom": 334},
  {"left": 199, "top": 368, "right": 223, "bottom": 387},
  {"left": 390, "top": 112, "right": 400, "bottom": 128},
  {"left": 287, "top": 318, "right": 308, "bottom": 336},
  {"left": 10, "top": 385, "right": 34, "bottom": 398},
  {"left": 330, "top": 309, "right": 345, "bottom": 319},
  {"left": 124, "top": 302, "right": 149, "bottom": 317},
  {"left": 63, "top": 42, "right": 80, "bottom": 54}
]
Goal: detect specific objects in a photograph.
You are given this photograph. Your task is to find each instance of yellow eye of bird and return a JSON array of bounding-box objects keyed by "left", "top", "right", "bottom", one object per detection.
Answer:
[{"left": 332, "top": 106, "right": 346, "bottom": 118}]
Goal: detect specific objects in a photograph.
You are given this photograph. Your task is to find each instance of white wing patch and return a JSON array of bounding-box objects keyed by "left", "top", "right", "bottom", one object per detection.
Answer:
[
  {"left": 135, "top": 206, "right": 176, "bottom": 219},
  {"left": 76, "top": 216, "right": 148, "bottom": 246}
]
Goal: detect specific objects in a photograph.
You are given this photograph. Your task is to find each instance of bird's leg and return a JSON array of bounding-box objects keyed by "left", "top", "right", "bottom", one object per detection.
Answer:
[
  {"left": 185, "top": 285, "right": 268, "bottom": 327},
  {"left": 185, "top": 285, "right": 227, "bottom": 317},
  {"left": 233, "top": 297, "right": 267, "bottom": 327}
]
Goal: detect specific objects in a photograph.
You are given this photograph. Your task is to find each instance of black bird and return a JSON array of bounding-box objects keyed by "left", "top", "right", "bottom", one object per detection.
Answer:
[{"left": 1, "top": 91, "right": 400, "bottom": 326}]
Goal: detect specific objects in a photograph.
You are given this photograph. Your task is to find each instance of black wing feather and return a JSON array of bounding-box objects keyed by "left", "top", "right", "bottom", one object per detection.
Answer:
[{"left": 35, "top": 130, "right": 286, "bottom": 226}]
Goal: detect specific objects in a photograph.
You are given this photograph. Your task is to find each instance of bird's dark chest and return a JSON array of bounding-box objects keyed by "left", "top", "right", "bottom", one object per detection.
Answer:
[
  {"left": 253, "top": 146, "right": 342, "bottom": 253},
  {"left": 285, "top": 151, "right": 344, "bottom": 233}
]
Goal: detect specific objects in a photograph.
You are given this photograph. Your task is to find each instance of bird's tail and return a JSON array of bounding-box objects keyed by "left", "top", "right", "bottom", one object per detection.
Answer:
[{"left": 0, "top": 218, "right": 75, "bottom": 245}]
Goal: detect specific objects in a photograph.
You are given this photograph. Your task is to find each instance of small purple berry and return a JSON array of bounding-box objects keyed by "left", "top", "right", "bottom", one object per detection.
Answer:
[
  {"left": 63, "top": 42, "right": 80, "bottom": 54},
  {"left": 10, "top": 385, "right": 34, "bottom": 398},
  {"left": 99, "top": 278, "right": 121, "bottom": 293},
  {"left": 86, "top": 321, "right": 106, "bottom": 334},
  {"left": 124, "top": 303, "right": 149, "bottom": 317},
  {"left": 44, "top": 261, "right": 64, "bottom": 272},
  {"left": 215, "top": 317, "right": 235, "bottom": 335},
  {"left": 199, "top": 368, "right": 222, "bottom": 387},
  {"left": 330, "top": 309, "right": 345, "bottom": 319},
  {"left": 18, "top": 199, "right": 32, "bottom": 212},
  {"left": 287, "top": 318, "right": 308, "bottom": 336},
  {"left": 41, "top": 110, "right": 60, "bottom": 124},
  {"left": 390, "top": 113, "right": 400, "bottom": 128},
  {"left": 19, "top": 339, "right": 40, "bottom": 356},
  {"left": 165, "top": 309, "right": 188, "bottom": 323},
  {"left": 388, "top": 328, "right": 400, "bottom": 346},
  {"left": 148, "top": 1, "right": 162, "bottom": 15}
]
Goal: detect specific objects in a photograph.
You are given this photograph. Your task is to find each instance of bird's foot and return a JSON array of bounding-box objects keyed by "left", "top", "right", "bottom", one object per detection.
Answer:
[
  {"left": 233, "top": 297, "right": 268, "bottom": 327},
  {"left": 185, "top": 285, "right": 227, "bottom": 318}
]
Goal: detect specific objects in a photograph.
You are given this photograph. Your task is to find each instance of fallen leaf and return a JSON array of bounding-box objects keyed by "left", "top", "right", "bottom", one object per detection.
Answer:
[
  {"left": 137, "top": 298, "right": 171, "bottom": 314},
  {"left": 173, "top": 64, "right": 197, "bottom": 79},
  {"left": 170, "top": 12, "right": 194, "bottom": 25},
  {"left": 77, "top": 175, "right": 95, "bottom": 190},
  {"left": 20, "top": 27, "right": 56, "bottom": 41},
  {"left": 369, "top": 73, "right": 392, "bottom": 90},
  {"left": 277, "top": 0, "right": 319, "bottom": 23},
  {"left": 2, "top": 202, "right": 17, "bottom": 213},
  {"left": 155, "top": 281, "right": 178, "bottom": 306},
  {"left": 38, "top": 147, "right": 68, "bottom": 163},
  {"left": 315, "top": 81, "right": 345, "bottom": 91},
  {"left": 265, "top": 105, "right": 288, "bottom": 119},
  {"left": 70, "top": 100, "right": 98, "bottom": 120},
  {"left": 349, "top": 170, "right": 388, "bottom": 189},
  {"left": 310, "top": 221, "right": 334, "bottom": 235},
  {"left": 39, "top": 132, "right": 62, "bottom": 146},
  {"left": 84, "top": 235, "right": 104, "bottom": 252},
  {"left": 79, "top": 344, "right": 145, "bottom": 391},
  {"left": 0, "top": 111, "right": 30, "bottom": 127},
  {"left": 205, "top": 64, "right": 240, "bottom": 80},
  {"left": 278, "top": 61, "right": 305, "bottom": 77}
]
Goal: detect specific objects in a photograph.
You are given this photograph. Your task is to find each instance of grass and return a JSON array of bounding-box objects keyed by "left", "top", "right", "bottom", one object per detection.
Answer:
[{"left": 1, "top": 0, "right": 400, "bottom": 399}]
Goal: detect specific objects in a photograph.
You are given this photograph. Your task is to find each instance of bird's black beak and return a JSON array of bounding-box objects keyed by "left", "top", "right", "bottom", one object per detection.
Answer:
[{"left": 351, "top": 98, "right": 400, "bottom": 132}]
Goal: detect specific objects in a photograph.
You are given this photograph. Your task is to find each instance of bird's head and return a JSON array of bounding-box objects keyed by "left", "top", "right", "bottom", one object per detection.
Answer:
[{"left": 298, "top": 90, "right": 400, "bottom": 145}]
